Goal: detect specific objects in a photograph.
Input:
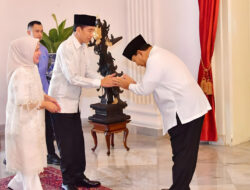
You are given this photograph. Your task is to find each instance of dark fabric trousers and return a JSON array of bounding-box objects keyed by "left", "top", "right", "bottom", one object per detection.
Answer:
[
  {"left": 51, "top": 112, "right": 86, "bottom": 185},
  {"left": 168, "top": 115, "right": 205, "bottom": 190},
  {"left": 45, "top": 110, "right": 56, "bottom": 155}
]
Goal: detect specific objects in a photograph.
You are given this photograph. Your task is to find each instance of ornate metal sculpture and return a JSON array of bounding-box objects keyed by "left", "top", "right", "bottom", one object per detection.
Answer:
[
  {"left": 89, "top": 19, "right": 123, "bottom": 104},
  {"left": 88, "top": 18, "right": 130, "bottom": 124}
]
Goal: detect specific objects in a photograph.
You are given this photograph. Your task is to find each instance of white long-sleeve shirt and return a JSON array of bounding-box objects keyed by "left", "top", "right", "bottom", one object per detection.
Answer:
[
  {"left": 48, "top": 34, "right": 102, "bottom": 113},
  {"left": 129, "top": 46, "right": 211, "bottom": 135}
]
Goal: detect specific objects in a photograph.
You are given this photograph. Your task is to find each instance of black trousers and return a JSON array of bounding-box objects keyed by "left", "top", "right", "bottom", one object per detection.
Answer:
[
  {"left": 168, "top": 115, "right": 205, "bottom": 190},
  {"left": 51, "top": 112, "right": 86, "bottom": 185},
  {"left": 45, "top": 110, "right": 56, "bottom": 155}
]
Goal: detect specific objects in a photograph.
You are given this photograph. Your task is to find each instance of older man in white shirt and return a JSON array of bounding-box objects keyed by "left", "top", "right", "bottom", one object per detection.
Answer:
[
  {"left": 48, "top": 14, "right": 116, "bottom": 190},
  {"left": 115, "top": 34, "right": 211, "bottom": 190}
]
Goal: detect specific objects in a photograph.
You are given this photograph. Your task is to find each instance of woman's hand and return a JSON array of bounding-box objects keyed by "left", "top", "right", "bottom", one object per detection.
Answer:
[
  {"left": 44, "top": 94, "right": 61, "bottom": 112},
  {"left": 40, "top": 101, "right": 60, "bottom": 113}
]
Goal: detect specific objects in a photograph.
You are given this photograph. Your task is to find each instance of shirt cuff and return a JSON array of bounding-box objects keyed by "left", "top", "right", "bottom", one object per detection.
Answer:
[
  {"left": 128, "top": 83, "right": 136, "bottom": 92},
  {"left": 93, "top": 79, "right": 101, "bottom": 88}
]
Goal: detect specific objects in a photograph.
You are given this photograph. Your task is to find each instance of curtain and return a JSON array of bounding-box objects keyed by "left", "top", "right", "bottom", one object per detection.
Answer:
[{"left": 198, "top": 0, "right": 219, "bottom": 141}]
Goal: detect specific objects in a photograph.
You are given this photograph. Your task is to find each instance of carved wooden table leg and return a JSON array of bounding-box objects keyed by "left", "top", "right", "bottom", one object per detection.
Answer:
[
  {"left": 111, "top": 133, "right": 114, "bottom": 148},
  {"left": 105, "top": 132, "right": 111, "bottom": 156},
  {"left": 89, "top": 120, "right": 130, "bottom": 155},
  {"left": 123, "top": 128, "right": 130, "bottom": 151},
  {"left": 91, "top": 129, "right": 97, "bottom": 152}
]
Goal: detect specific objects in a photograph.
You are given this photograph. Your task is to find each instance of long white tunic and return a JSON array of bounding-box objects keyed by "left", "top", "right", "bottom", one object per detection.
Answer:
[
  {"left": 129, "top": 46, "right": 211, "bottom": 135},
  {"left": 5, "top": 66, "right": 47, "bottom": 175}
]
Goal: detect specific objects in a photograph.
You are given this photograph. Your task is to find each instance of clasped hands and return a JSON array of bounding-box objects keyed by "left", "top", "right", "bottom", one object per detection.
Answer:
[
  {"left": 101, "top": 73, "right": 136, "bottom": 89},
  {"left": 42, "top": 94, "right": 61, "bottom": 113}
]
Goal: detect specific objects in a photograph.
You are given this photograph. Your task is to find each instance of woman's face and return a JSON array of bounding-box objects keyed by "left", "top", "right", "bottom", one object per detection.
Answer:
[{"left": 33, "top": 43, "right": 41, "bottom": 64}]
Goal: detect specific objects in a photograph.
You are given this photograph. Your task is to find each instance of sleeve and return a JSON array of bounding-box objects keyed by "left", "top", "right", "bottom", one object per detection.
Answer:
[
  {"left": 10, "top": 69, "right": 41, "bottom": 111},
  {"left": 38, "top": 47, "right": 49, "bottom": 90},
  {"left": 128, "top": 61, "right": 163, "bottom": 95},
  {"left": 59, "top": 45, "right": 101, "bottom": 88},
  {"left": 85, "top": 48, "right": 103, "bottom": 80},
  {"left": 37, "top": 47, "right": 49, "bottom": 75},
  {"left": 44, "top": 48, "right": 49, "bottom": 75}
]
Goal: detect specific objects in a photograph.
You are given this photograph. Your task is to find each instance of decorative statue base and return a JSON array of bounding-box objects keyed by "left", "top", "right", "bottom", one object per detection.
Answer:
[
  {"left": 88, "top": 101, "right": 130, "bottom": 124},
  {"left": 88, "top": 18, "right": 130, "bottom": 124}
]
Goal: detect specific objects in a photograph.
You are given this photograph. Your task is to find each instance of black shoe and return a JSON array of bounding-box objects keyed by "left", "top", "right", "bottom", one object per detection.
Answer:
[
  {"left": 75, "top": 176, "right": 101, "bottom": 188},
  {"left": 61, "top": 184, "right": 77, "bottom": 190},
  {"left": 3, "top": 158, "right": 6, "bottom": 165},
  {"left": 47, "top": 154, "right": 61, "bottom": 165}
]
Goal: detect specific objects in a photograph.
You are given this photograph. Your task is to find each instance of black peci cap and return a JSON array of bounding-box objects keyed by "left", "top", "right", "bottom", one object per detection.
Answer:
[
  {"left": 122, "top": 34, "right": 147, "bottom": 60},
  {"left": 74, "top": 14, "right": 96, "bottom": 26}
]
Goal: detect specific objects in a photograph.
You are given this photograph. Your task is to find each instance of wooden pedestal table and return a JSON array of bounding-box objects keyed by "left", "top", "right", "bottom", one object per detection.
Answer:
[{"left": 89, "top": 120, "right": 130, "bottom": 156}]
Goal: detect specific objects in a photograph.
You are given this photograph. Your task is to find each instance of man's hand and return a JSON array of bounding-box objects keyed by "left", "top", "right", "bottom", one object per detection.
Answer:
[
  {"left": 101, "top": 73, "right": 117, "bottom": 87},
  {"left": 44, "top": 94, "right": 61, "bottom": 112},
  {"left": 114, "top": 74, "right": 136, "bottom": 90},
  {"left": 121, "top": 74, "right": 136, "bottom": 84}
]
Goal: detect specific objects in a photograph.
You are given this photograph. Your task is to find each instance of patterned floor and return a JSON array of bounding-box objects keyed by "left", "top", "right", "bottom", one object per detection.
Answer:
[{"left": 1, "top": 125, "right": 250, "bottom": 190}]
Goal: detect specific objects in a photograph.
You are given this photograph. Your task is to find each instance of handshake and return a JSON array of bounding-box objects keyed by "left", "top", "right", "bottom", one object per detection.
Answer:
[
  {"left": 41, "top": 73, "right": 136, "bottom": 114},
  {"left": 101, "top": 73, "right": 136, "bottom": 89}
]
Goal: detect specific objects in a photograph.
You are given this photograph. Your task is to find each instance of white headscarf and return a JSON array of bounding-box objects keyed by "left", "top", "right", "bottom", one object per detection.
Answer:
[{"left": 7, "top": 36, "right": 39, "bottom": 83}]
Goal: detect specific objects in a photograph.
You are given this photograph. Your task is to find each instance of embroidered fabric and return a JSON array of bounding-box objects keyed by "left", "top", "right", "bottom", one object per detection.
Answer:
[{"left": 5, "top": 66, "right": 47, "bottom": 175}]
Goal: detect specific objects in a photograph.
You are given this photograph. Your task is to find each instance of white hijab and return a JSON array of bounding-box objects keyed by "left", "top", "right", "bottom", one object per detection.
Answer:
[{"left": 7, "top": 36, "right": 39, "bottom": 83}]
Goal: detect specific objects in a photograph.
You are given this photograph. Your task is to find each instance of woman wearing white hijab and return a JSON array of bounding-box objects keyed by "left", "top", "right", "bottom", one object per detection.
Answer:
[{"left": 5, "top": 36, "right": 60, "bottom": 190}]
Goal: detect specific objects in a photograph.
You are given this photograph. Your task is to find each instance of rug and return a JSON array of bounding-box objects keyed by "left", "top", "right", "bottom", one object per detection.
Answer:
[{"left": 0, "top": 167, "right": 111, "bottom": 190}]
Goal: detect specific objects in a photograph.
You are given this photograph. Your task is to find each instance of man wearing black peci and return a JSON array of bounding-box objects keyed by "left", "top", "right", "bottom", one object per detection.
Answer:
[
  {"left": 48, "top": 14, "right": 116, "bottom": 190},
  {"left": 115, "top": 34, "right": 211, "bottom": 190}
]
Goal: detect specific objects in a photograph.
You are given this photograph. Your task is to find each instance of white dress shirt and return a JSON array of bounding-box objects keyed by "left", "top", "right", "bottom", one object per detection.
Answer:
[
  {"left": 48, "top": 34, "right": 102, "bottom": 113},
  {"left": 129, "top": 46, "right": 211, "bottom": 135}
]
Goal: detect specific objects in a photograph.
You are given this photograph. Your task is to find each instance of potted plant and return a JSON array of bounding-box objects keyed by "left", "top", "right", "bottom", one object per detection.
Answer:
[{"left": 40, "top": 14, "right": 73, "bottom": 81}]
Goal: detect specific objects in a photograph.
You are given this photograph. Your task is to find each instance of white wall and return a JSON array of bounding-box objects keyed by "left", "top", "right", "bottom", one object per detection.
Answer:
[
  {"left": 153, "top": 0, "right": 201, "bottom": 79},
  {"left": 213, "top": 0, "right": 233, "bottom": 145},
  {"left": 231, "top": 0, "right": 250, "bottom": 145},
  {"left": 0, "top": 0, "right": 127, "bottom": 124},
  {"left": 213, "top": 0, "right": 250, "bottom": 145}
]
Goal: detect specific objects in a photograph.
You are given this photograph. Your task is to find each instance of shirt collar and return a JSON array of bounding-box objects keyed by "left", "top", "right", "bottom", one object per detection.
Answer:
[
  {"left": 149, "top": 46, "right": 157, "bottom": 56},
  {"left": 72, "top": 34, "right": 86, "bottom": 49},
  {"left": 146, "top": 46, "right": 157, "bottom": 65}
]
